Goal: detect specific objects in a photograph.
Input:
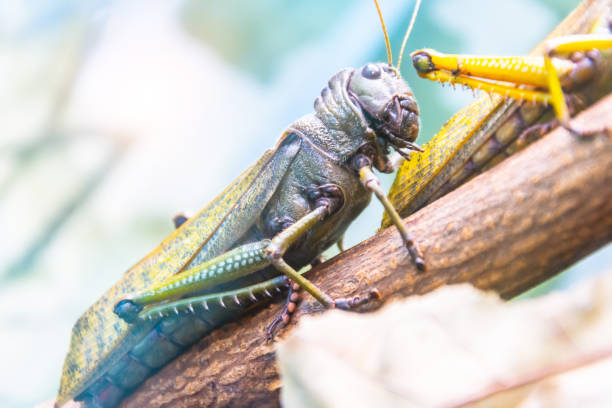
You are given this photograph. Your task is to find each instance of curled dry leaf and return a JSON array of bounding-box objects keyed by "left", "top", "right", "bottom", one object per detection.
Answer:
[{"left": 277, "top": 272, "right": 612, "bottom": 408}]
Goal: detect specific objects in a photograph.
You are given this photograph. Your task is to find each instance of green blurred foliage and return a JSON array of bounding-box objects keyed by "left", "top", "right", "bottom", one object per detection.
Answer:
[{"left": 182, "top": 0, "right": 353, "bottom": 82}]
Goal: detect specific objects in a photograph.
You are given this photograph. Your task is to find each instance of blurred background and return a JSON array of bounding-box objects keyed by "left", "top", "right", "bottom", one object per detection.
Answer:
[{"left": 0, "top": 0, "right": 610, "bottom": 406}]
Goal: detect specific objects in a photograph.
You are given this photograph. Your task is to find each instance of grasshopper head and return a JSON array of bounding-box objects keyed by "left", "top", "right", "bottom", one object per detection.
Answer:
[{"left": 348, "top": 62, "right": 420, "bottom": 157}]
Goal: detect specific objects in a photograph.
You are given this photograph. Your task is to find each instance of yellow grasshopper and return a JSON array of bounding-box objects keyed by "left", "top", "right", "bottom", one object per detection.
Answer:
[{"left": 386, "top": 0, "right": 612, "bottom": 220}]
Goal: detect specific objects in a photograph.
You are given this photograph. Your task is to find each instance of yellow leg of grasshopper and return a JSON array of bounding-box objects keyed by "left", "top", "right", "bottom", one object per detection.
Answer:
[
  {"left": 414, "top": 69, "right": 551, "bottom": 105},
  {"left": 545, "top": 34, "right": 612, "bottom": 55},
  {"left": 544, "top": 54, "right": 570, "bottom": 125},
  {"left": 412, "top": 34, "right": 612, "bottom": 127},
  {"left": 544, "top": 34, "right": 612, "bottom": 129}
]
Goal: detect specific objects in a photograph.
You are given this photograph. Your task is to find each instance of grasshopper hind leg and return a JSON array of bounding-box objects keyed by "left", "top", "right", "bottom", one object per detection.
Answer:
[
  {"left": 114, "top": 299, "right": 143, "bottom": 323},
  {"left": 542, "top": 35, "right": 612, "bottom": 136},
  {"left": 120, "top": 184, "right": 384, "bottom": 336}
]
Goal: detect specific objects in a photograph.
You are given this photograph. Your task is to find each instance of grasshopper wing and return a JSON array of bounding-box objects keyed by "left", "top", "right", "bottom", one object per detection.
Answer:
[{"left": 57, "top": 133, "right": 301, "bottom": 405}]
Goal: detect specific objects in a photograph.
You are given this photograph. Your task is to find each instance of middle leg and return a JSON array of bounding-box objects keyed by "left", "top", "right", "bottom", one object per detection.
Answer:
[{"left": 265, "top": 183, "right": 380, "bottom": 309}]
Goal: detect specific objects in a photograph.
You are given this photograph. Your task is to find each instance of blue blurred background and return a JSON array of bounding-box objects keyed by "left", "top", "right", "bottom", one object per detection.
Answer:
[{"left": 0, "top": 0, "right": 610, "bottom": 406}]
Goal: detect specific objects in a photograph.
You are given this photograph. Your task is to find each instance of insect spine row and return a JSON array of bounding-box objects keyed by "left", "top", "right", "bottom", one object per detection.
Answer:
[{"left": 140, "top": 274, "right": 294, "bottom": 322}]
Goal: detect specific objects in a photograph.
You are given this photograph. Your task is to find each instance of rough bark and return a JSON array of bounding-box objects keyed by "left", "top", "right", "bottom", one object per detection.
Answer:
[{"left": 120, "top": 95, "right": 612, "bottom": 408}]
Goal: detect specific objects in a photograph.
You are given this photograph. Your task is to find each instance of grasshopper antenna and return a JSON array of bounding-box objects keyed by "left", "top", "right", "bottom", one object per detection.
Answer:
[
  {"left": 374, "top": 0, "right": 393, "bottom": 66},
  {"left": 397, "top": 0, "right": 421, "bottom": 72}
]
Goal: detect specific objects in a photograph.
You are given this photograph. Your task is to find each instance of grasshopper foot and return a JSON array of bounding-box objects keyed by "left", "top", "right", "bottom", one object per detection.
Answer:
[
  {"left": 561, "top": 121, "right": 610, "bottom": 139},
  {"left": 517, "top": 118, "right": 608, "bottom": 146},
  {"left": 517, "top": 120, "right": 558, "bottom": 146},
  {"left": 266, "top": 280, "right": 301, "bottom": 341},
  {"left": 334, "top": 288, "right": 382, "bottom": 310},
  {"left": 407, "top": 245, "right": 426, "bottom": 271}
]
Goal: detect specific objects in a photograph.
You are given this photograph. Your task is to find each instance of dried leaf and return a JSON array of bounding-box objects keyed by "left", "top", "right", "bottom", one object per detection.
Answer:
[{"left": 278, "top": 273, "right": 612, "bottom": 408}]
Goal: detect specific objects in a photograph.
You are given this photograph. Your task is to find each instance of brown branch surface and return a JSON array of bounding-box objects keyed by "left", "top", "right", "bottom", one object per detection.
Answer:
[{"left": 121, "top": 95, "right": 612, "bottom": 408}]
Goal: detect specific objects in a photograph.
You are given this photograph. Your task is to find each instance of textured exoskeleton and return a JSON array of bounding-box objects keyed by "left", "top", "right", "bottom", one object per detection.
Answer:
[{"left": 57, "top": 62, "right": 423, "bottom": 407}]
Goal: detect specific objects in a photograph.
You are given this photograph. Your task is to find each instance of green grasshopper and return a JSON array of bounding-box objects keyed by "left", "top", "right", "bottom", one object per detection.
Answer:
[
  {"left": 57, "top": 2, "right": 425, "bottom": 406},
  {"left": 59, "top": 0, "right": 612, "bottom": 406}
]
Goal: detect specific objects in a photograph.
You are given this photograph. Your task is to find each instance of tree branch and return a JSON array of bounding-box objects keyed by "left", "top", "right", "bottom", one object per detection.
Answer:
[{"left": 121, "top": 95, "right": 612, "bottom": 408}]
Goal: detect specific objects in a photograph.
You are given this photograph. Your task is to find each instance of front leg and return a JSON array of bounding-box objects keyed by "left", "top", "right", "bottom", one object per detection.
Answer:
[{"left": 353, "top": 154, "right": 425, "bottom": 270}]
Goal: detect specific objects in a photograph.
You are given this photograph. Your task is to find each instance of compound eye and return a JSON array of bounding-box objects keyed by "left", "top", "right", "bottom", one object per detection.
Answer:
[{"left": 361, "top": 63, "right": 381, "bottom": 80}]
